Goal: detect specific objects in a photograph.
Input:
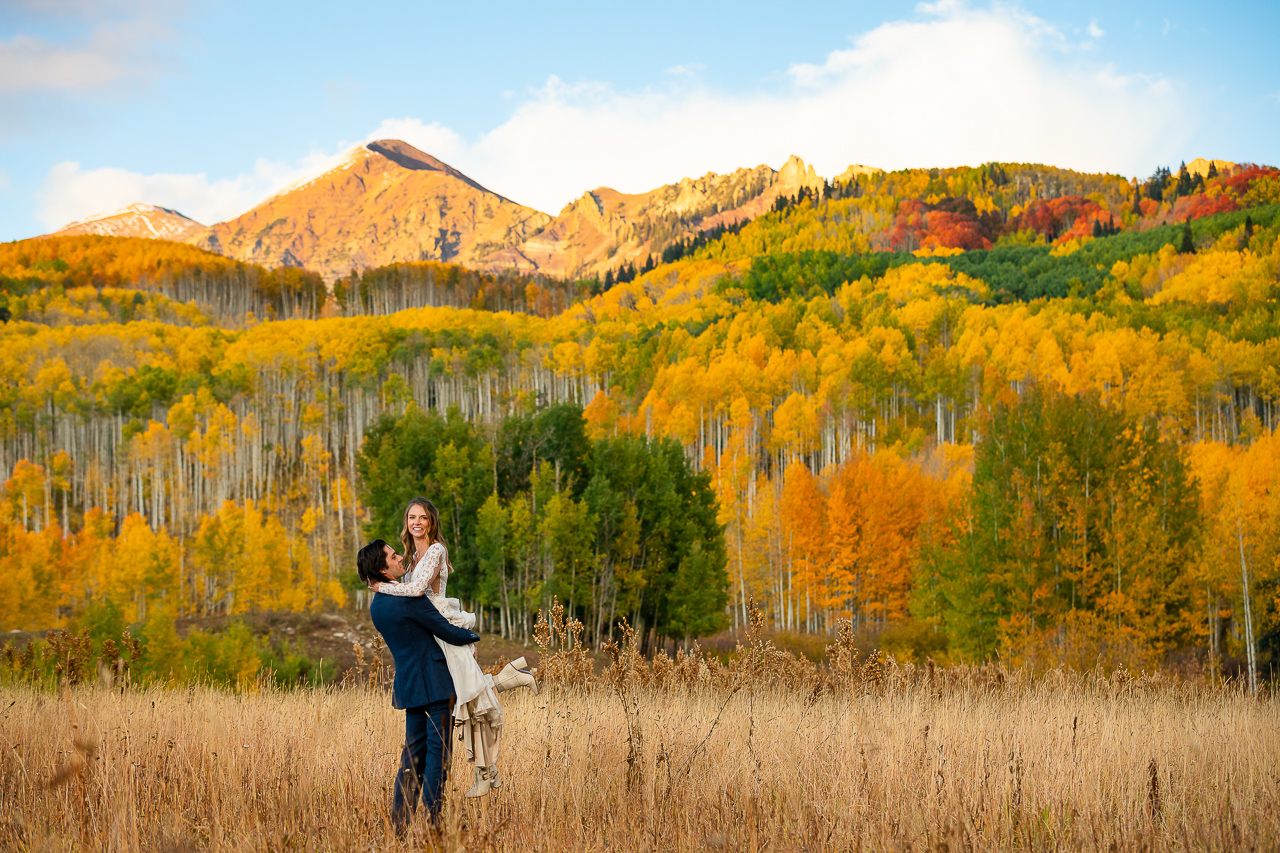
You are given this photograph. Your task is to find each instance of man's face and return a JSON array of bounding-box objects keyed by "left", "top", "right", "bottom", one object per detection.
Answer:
[{"left": 383, "top": 546, "right": 407, "bottom": 580}]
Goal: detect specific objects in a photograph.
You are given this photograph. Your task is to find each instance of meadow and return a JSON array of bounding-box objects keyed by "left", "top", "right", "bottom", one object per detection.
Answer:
[{"left": 2, "top": 622, "right": 1277, "bottom": 853}]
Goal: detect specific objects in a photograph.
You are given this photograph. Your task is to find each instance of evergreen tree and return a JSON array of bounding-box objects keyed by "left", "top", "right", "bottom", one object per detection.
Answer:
[
  {"left": 1131, "top": 187, "right": 1143, "bottom": 216},
  {"left": 923, "top": 388, "right": 1198, "bottom": 660},
  {"left": 584, "top": 435, "right": 727, "bottom": 648},
  {"left": 1145, "top": 167, "right": 1170, "bottom": 202},
  {"left": 1180, "top": 218, "right": 1195, "bottom": 254},
  {"left": 1207, "top": 161, "right": 1219, "bottom": 180},
  {"left": 1176, "top": 162, "right": 1193, "bottom": 197},
  {"left": 492, "top": 403, "right": 590, "bottom": 501},
  {"left": 1092, "top": 218, "right": 1103, "bottom": 239}
]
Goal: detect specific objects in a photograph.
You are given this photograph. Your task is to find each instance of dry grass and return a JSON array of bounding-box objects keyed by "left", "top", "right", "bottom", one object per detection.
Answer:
[{"left": 2, "top": 652, "right": 1278, "bottom": 853}]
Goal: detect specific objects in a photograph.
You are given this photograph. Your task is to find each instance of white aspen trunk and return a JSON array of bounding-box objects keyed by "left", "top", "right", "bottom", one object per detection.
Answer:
[
  {"left": 1235, "top": 504, "right": 1258, "bottom": 697},
  {"left": 737, "top": 517, "right": 748, "bottom": 628}
]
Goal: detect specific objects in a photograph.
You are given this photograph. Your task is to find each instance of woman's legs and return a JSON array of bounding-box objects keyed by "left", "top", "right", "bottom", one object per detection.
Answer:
[{"left": 461, "top": 715, "right": 501, "bottom": 797}]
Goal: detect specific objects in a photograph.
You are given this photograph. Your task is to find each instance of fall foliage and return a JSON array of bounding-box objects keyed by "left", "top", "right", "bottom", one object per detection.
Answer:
[{"left": 3, "top": 159, "right": 1279, "bottom": 681}]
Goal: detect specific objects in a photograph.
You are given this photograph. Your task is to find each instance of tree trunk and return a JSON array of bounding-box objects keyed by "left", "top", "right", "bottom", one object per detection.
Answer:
[{"left": 1235, "top": 505, "right": 1258, "bottom": 697}]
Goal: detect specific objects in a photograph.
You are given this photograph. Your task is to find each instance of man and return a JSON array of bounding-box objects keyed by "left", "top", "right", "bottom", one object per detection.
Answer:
[{"left": 357, "top": 539, "right": 480, "bottom": 833}]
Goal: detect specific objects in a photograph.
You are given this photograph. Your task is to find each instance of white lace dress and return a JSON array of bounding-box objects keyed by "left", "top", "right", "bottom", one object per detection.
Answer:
[{"left": 378, "top": 542, "right": 503, "bottom": 770}]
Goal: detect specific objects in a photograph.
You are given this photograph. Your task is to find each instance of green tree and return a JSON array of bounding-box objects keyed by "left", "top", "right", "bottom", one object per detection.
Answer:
[
  {"left": 926, "top": 388, "right": 1198, "bottom": 665},
  {"left": 586, "top": 436, "right": 727, "bottom": 651},
  {"left": 474, "top": 493, "right": 508, "bottom": 623},
  {"left": 540, "top": 490, "right": 596, "bottom": 622},
  {"left": 138, "top": 603, "right": 183, "bottom": 683},
  {"left": 1176, "top": 162, "right": 1193, "bottom": 198},
  {"left": 493, "top": 403, "right": 590, "bottom": 501}
]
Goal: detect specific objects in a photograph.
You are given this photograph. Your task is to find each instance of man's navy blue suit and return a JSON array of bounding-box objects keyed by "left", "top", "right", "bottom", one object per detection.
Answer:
[{"left": 369, "top": 591, "right": 479, "bottom": 829}]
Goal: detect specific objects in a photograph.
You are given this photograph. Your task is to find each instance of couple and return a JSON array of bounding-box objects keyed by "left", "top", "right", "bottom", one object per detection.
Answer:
[{"left": 356, "top": 496, "right": 536, "bottom": 832}]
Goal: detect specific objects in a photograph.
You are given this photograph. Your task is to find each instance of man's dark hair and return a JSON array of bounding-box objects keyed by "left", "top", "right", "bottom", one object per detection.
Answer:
[{"left": 357, "top": 539, "right": 392, "bottom": 586}]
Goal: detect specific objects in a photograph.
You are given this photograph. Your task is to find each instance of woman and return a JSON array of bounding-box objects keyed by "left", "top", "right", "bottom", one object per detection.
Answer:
[{"left": 370, "top": 497, "right": 535, "bottom": 798}]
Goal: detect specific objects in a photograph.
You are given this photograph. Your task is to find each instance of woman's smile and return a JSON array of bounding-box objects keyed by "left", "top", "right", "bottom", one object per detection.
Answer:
[{"left": 406, "top": 505, "right": 430, "bottom": 541}]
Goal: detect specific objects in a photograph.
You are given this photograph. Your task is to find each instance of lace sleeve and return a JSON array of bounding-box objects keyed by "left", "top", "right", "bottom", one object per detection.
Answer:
[{"left": 373, "top": 544, "right": 443, "bottom": 597}]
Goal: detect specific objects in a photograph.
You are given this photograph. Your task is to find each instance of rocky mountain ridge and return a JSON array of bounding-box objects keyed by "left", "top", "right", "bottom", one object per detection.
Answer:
[
  {"left": 188, "top": 140, "right": 551, "bottom": 280},
  {"left": 47, "top": 143, "right": 852, "bottom": 281}
]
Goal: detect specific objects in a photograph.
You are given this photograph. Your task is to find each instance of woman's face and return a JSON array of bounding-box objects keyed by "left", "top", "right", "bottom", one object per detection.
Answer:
[
  {"left": 382, "top": 546, "right": 407, "bottom": 580},
  {"left": 406, "top": 504, "right": 430, "bottom": 542}
]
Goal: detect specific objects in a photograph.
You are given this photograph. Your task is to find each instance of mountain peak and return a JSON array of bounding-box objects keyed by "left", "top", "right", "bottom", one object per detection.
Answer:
[
  {"left": 51, "top": 203, "right": 204, "bottom": 241},
  {"left": 191, "top": 138, "right": 550, "bottom": 280},
  {"left": 776, "top": 155, "right": 823, "bottom": 192},
  {"left": 363, "top": 139, "right": 501, "bottom": 199}
]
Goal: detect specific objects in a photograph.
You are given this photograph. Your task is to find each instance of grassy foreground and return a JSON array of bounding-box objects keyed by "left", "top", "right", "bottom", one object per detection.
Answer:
[{"left": 1, "top": 650, "right": 1277, "bottom": 853}]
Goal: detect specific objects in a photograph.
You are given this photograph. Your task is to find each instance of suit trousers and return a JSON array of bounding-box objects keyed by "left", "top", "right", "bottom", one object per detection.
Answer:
[{"left": 392, "top": 698, "right": 454, "bottom": 829}]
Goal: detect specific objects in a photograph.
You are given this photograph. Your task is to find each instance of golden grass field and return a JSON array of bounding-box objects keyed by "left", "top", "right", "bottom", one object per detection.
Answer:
[
  {"left": 0, "top": 604, "right": 1274, "bottom": 850},
  {"left": 2, "top": 626, "right": 1278, "bottom": 853}
]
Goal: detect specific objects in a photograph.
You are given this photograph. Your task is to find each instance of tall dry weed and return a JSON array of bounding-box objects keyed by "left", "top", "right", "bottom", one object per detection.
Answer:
[{"left": 2, "top": 607, "right": 1277, "bottom": 852}]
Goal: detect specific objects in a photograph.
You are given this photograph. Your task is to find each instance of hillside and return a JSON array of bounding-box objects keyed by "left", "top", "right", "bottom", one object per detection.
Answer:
[
  {"left": 4, "top": 157, "right": 1279, "bottom": 680},
  {"left": 48, "top": 150, "right": 1259, "bottom": 289},
  {"left": 0, "top": 234, "right": 325, "bottom": 325},
  {"left": 504, "top": 155, "right": 826, "bottom": 278}
]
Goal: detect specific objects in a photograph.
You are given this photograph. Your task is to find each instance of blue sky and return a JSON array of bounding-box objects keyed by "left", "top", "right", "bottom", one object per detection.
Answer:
[{"left": 1, "top": 0, "right": 1277, "bottom": 241}]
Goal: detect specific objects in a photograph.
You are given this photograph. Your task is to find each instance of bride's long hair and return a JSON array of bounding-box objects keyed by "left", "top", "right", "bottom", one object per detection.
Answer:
[{"left": 400, "top": 497, "right": 443, "bottom": 567}]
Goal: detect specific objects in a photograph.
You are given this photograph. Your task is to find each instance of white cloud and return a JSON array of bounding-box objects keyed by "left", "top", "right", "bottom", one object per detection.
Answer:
[
  {"left": 33, "top": 2, "right": 1191, "bottom": 225},
  {"left": 0, "top": 32, "right": 128, "bottom": 92},
  {"left": 1087, "top": 21, "right": 1105, "bottom": 39},
  {"left": 430, "top": 2, "right": 1186, "bottom": 213},
  {"left": 0, "top": 1, "right": 175, "bottom": 94}
]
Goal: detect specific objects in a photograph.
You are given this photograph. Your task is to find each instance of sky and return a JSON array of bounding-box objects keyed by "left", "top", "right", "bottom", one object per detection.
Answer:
[{"left": 1, "top": 0, "right": 1277, "bottom": 241}]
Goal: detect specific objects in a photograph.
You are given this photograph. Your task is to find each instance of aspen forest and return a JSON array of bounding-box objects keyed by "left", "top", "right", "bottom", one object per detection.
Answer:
[{"left": 3, "top": 160, "right": 1280, "bottom": 686}]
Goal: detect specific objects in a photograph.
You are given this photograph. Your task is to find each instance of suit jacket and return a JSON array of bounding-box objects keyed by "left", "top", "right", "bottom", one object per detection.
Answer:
[{"left": 370, "top": 591, "right": 480, "bottom": 710}]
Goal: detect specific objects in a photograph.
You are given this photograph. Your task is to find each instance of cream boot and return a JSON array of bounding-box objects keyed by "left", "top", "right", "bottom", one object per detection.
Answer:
[
  {"left": 493, "top": 660, "right": 537, "bottom": 694},
  {"left": 487, "top": 765, "right": 501, "bottom": 790},
  {"left": 464, "top": 766, "right": 490, "bottom": 798}
]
